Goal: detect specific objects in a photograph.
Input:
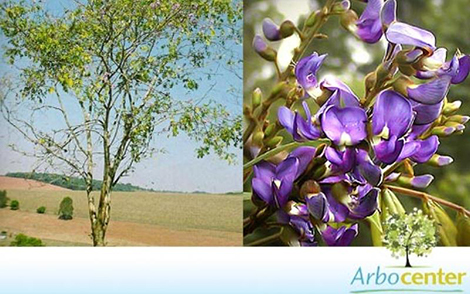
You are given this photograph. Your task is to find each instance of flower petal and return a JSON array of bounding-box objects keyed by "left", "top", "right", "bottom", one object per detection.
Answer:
[
  {"left": 295, "top": 53, "right": 327, "bottom": 92},
  {"left": 322, "top": 106, "right": 367, "bottom": 146},
  {"left": 252, "top": 178, "right": 273, "bottom": 205},
  {"left": 386, "top": 22, "right": 436, "bottom": 52},
  {"left": 357, "top": 0, "right": 384, "bottom": 43},
  {"left": 410, "top": 99, "right": 443, "bottom": 125},
  {"left": 452, "top": 55, "right": 470, "bottom": 84},
  {"left": 410, "top": 135, "right": 439, "bottom": 163},
  {"left": 306, "top": 192, "right": 330, "bottom": 222},
  {"left": 372, "top": 90, "right": 414, "bottom": 138},
  {"left": 322, "top": 224, "right": 358, "bottom": 246},
  {"left": 407, "top": 76, "right": 451, "bottom": 105},
  {"left": 374, "top": 135, "right": 404, "bottom": 164}
]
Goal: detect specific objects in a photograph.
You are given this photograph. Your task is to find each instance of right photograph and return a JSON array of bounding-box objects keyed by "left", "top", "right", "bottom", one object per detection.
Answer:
[{"left": 243, "top": 0, "right": 470, "bottom": 250}]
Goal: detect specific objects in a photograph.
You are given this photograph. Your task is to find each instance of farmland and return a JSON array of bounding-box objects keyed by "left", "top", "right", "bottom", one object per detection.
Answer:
[{"left": 0, "top": 178, "right": 242, "bottom": 246}]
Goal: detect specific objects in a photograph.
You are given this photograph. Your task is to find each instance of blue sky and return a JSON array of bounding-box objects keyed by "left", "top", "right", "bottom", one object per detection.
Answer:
[{"left": 0, "top": 0, "right": 242, "bottom": 193}]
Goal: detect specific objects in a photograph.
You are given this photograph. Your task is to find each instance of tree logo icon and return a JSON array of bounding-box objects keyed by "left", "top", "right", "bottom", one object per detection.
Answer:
[{"left": 383, "top": 209, "right": 437, "bottom": 267}]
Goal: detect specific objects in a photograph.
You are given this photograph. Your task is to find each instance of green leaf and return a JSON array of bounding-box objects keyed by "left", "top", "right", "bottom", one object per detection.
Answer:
[
  {"left": 367, "top": 210, "right": 383, "bottom": 246},
  {"left": 424, "top": 200, "right": 457, "bottom": 246},
  {"left": 456, "top": 212, "right": 470, "bottom": 246}
]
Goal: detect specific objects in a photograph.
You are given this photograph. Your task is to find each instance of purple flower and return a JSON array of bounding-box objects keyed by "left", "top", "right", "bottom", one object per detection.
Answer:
[
  {"left": 289, "top": 215, "right": 317, "bottom": 246},
  {"left": 321, "top": 224, "right": 358, "bottom": 246},
  {"left": 306, "top": 192, "right": 330, "bottom": 222},
  {"left": 348, "top": 185, "right": 380, "bottom": 219},
  {"left": 252, "top": 35, "right": 267, "bottom": 54},
  {"left": 381, "top": 0, "right": 396, "bottom": 27},
  {"left": 278, "top": 102, "right": 321, "bottom": 142},
  {"left": 410, "top": 99, "right": 443, "bottom": 125},
  {"left": 262, "top": 18, "right": 281, "bottom": 41},
  {"left": 295, "top": 53, "right": 327, "bottom": 96},
  {"left": 371, "top": 90, "right": 414, "bottom": 164},
  {"left": 385, "top": 22, "right": 436, "bottom": 53},
  {"left": 452, "top": 55, "right": 470, "bottom": 84},
  {"left": 356, "top": 0, "right": 384, "bottom": 43},
  {"left": 321, "top": 106, "right": 367, "bottom": 146},
  {"left": 252, "top": 158, "right": 299, "bottom": 208}
]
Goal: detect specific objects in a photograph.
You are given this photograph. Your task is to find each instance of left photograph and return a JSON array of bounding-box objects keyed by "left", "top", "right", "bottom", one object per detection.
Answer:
[{"left": 0, "top": 0, "right": 242, "bottom": 246}]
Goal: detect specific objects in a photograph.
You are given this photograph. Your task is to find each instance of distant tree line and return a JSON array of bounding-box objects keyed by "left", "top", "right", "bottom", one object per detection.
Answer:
[{"left": 6, "top": 172, "right": 144, "bottom": 192}]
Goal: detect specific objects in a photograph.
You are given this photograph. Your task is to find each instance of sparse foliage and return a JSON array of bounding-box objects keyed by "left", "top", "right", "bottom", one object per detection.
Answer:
[{"left": 0, "top": 0, "right": 242, "bottom": 245}]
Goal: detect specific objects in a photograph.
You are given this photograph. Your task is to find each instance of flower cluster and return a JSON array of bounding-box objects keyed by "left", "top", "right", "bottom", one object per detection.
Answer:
[{"left": 250, "top": 0, "right": 469, "bottom": 246}]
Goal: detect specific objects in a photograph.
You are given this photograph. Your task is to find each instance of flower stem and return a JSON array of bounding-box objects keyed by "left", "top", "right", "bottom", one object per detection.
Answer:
[
  {"left": 243, "top": 140, "right": 326, "bottom": 170},
  {"left": 384, "top": 185, "right": 470, "bottom": 217},
  {"left": 245, "top": 231, "right": 282, "bottom": 246}
]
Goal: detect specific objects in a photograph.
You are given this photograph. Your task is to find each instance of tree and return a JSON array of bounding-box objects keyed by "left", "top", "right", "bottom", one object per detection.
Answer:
[
  {"left": 383, "top": 209, "right": 437, "bottom": 267},
  {"left": 0, "top": 0, "right": 242, "bottom": 246},
  {"left": 58, "top": 197, "right": 74, "bottom": 220}
]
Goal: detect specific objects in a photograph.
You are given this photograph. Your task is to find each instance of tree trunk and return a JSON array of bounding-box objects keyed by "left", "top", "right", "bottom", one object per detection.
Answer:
[
  {"left": 405, "top": 246, "right": 412, "bottom": 267},
  {"left": 91, "top": 173, "right": 113, "bottom": 246}
]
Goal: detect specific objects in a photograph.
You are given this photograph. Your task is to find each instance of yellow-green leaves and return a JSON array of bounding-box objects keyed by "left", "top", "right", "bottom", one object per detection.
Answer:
[
  {"left": 423, "top": 200, "right": 458, "bottom": 246},
  {"left": 456, "top": 213, "right": 470, "bottom": 246},
  {"left": 380, "top": 188, "right": 405, "bottom": 223},
  {"left": 367, "top": 211, "right": 383, "bottom": 246}
]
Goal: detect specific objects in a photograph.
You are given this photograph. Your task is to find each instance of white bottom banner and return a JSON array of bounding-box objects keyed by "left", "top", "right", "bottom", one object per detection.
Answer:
[{"left": 0, "top": 247, "right": 468, "bottom": 293}]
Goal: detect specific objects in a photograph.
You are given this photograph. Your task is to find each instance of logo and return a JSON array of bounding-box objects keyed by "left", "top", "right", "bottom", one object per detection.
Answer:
[{"left": 350, "top": 266, "right": 467, "bottom": 293}]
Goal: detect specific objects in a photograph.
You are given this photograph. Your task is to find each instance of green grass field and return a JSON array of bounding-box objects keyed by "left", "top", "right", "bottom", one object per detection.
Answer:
[{"left": 4, "top": 190, "right": 242, "bottom": 233}]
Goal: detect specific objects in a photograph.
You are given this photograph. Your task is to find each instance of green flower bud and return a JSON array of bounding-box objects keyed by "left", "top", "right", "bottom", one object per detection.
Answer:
[
  {"left": 266, "top": 136, "right": 283, "bottom": 148},
  {"left": 252, "top": 88, "right": 262, "bottom": 109},
  {"left": 340, "top": 10, "right": 358, "bottom": 36},
  {"left": 447, "top": 115, "right": 470, "bottom": 124},
  {"left": 264, "top": 123, "right": 277, "bottom": 137},
  {"left": 331, "top": 0, "right": 350, "bottom": 15},
  {"left": 427, "top": 154, "right": 454, "bottom": 167},
  {"left": 442, "top": 100, "right": 462, "bottom": 115},
  {"left": 431, "top": 126, "right": 456, "bottom": 137},
  {"left": 306, "top": 10, "right": 321, "bottom": 28},
  {"left": 279, "top": 20, "right": 296, "bottom": 39},
  {"left": 252, "top": 130, "right": 264, "bottom": 146}
]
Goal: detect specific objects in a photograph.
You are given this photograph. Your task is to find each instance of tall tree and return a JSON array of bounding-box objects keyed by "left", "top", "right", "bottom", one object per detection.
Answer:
[{"left": 0, "top": 0, "right": 242, "bottom": 246}]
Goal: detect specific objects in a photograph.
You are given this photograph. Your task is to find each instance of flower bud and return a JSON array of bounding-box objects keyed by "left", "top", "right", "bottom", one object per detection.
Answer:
[
  {"left": 262, "top": 18, "right": 281, "bottom": 41},
  {"left": 252, "top": 35, "right": 277, "bottom": 62},
  {"left": 397, "top": 174, "right": 434, "bottom": 189},
  {"left": 279, "top": 20, "right": 296, "bottom": 39},
  {"left": 447, "top": 115, "right": 470, "bottom": 124},
  {"left": 252, "top": 130, "right": 264, "bottom": 146},
  {"left": 431, "top": 126, "right": 456, "bottom": 137},
  {"left": 340, "top": 10, "right": 358, "bottom": 35},
  {"left": 272, "top": 81, "right": 287, "bottom": 96},
  {"left": 306, "top": 10, "right": 321, "bottom": 28},
  {"left": 444, "top": 121, "right": 465, "bottom": 131},
  {"left": 427, "top": 154, "right": 453, "bottom": 167},
  {"left": 331, "top": 0, "right": 350, "bottom": 14},
  {"left": 264, "top": 123, "right": 276, "bottom": 137},
  {"left": 442, "top": 100, "right": 462, "bottom": 115},
  {"left": 266, "top": 136, "right": 283, "bottom": 148},
  {"left": 300, "top": 180, "right": 321, "bottom": 198},
  {"left": 252, "top": 88, "right": 262, "bottom": 109}
]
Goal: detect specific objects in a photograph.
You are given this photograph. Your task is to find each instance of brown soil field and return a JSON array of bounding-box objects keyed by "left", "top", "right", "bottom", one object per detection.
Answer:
[
  {"left": 0, "top": 189, "right": 242, "bottom": 246},
  {"left": 0, "top": 176, "right": 69, "bottom": 191},
  {"left": 0, "top": 210, "right": 239, "bottom": 246}
]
